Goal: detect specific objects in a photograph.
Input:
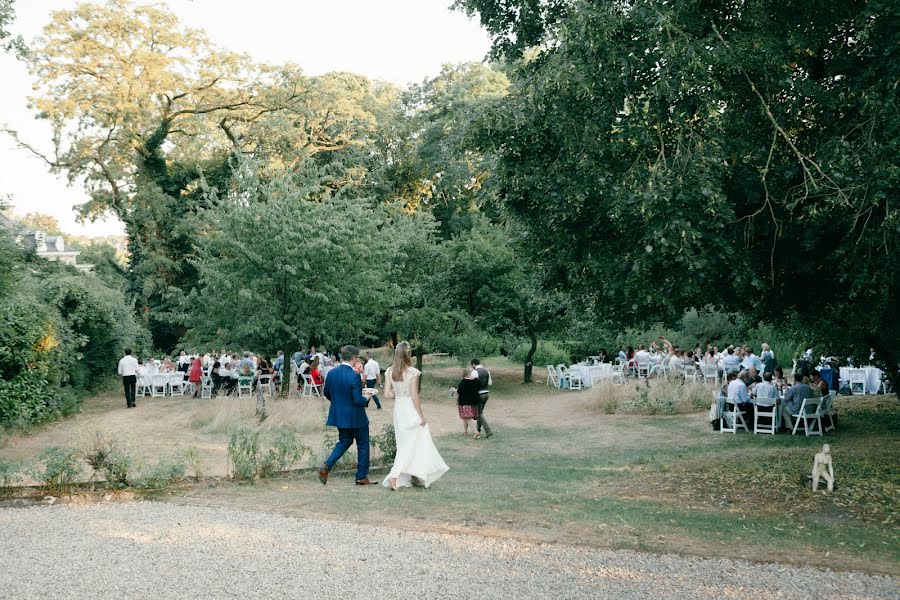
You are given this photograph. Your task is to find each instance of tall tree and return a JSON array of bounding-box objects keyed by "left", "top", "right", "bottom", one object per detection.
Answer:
[
  {"left": 0, "top": 0, "right": 26, "bottom": 58},
  {"left": 464, "top": 0, "right": 900, "bottom": 373},
  {"left": 8, "top": 0, "right": 402, "bottom": 349}
]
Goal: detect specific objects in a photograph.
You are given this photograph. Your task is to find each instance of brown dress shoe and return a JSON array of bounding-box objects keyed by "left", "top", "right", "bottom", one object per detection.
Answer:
[
  {"left": 318, "top": 465, "right": 329, "bottom": 485},
  {"left": 355, "top": 477, "right": 378, "bottom": 486}
]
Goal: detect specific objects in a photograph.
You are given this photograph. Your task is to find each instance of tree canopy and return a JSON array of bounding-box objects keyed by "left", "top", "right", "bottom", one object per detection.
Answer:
[{"left": 462, "top": 0, "right": 900, "bottom": 367}]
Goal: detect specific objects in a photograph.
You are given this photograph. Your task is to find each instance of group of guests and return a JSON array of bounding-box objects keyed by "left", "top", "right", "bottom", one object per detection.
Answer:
[
  {"left": 722, "top": 365, "right": 832, "bottom": 431},
  {"left": 452, "top": 359, "right": 493, "bottom": 439},
  {"left": 606, "top": 338, "right": 778, "bottom": 378}
]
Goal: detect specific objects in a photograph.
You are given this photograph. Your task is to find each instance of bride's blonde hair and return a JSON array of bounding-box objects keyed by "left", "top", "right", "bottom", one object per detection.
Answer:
[{"left": 391, "top": 341, "right": 412, "bottom": 381}]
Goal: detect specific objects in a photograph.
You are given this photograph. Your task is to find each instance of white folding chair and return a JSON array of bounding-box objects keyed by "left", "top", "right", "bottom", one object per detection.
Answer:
[
  {"left": 700, "top": 364, "right": 719, "bottom": 385},
  {"left": 791, "top": 398, "right": 823, "bottom": 436},
  {"left": 637, "top": 360, "right": 651, "bottom": 379},
  {"left": 136, "top": 375, "right": 152, "bottom": 397},
  {"left": 683, "top": 365, "right": 698, "bottom": 383},
  {"left": 721, "top": 397, "right": 749, "bottom": 433},
  {"left": 753, "top": 398, "right": 777, "bottom": 435},
  {"left": 847, "top": 369, "right": 867, "bottom": 395},
  {"left": 568, "top": 368, "right": 584, "bottom": 390},
  {"left": 257, "top": 374, "right": 274, "bottom": 397},
  {"left": 169, "top": 374, "right": 186, "bottom": 396},
  {"left": 609, "top": 363, "right": 626, "bottom": 384},
  {"left": 150, "top": 374, "right": 168, "bottom": 397},
  {"left": 237, "top": 375, "right": 254, "bottom": 398},
  {"left": 556, "top": 365, "right": 571, "bottom": 389},
  {"left": 546, "top": 365, "right": 560, "bottom": 388},
  {"left": 302, "top": 374, "right": 321, "bottom": 397},
  {"left": 200, "top": 377, "right": 213, "bottom": 399}
]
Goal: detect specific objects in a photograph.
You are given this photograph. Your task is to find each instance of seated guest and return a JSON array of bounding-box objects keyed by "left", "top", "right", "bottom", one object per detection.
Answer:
[
  {"left": 668, "top": 351, "right": 684, "bottom": 373},
  {"left": 746, "top": 366, "right": 762, "bottom": 385},
  {"left": 741, "top": 346, "right": 763, "bottom": 373},
  {"left": 810, "top": 371, "right": 829, "bottom": 396},
  {"left": 210, "top": 360, "right": 222, "bottom": 395},
  {"left": 773, "top": 366, "right": 786, "bottom": 388},
  {"left": 136, "top": 359, "right": 147, "bottom": 376},
  {"left": 145, "top": 359, "right": 159, "bottom": 375},
  {"left": 781, "top": 373, "right": 813, "bottom": 430},
  {"left": 722, "top": 348, "right": 741, "bottom": 374},
  {"left": 726, "top": 371, "right": 753, "bottom": 420},
  {"left": 309, "top": 357, "right": 324, "bottom": 386},
  {"left": 177, "top": 351, "right": 191, "bottom": 372},
  {"left": 703, "top": 349, "right": 717, "bottom": 366},
  {"left": 617, "top": 346, "right": 627, "bottom": 362},
  {"left": 597, "top": 349, "right": 609, "bottom": 363},
  {"left": 754, "top": 372, "right": 777, "bottom": 400},
  {"left": 634, "top": 344, "right": 651, "bottom": 363}
]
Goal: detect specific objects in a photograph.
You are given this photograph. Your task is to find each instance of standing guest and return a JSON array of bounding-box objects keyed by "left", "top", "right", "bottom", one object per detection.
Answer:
[
  {"left": 272, "top": 350, "right": 284, "bottom": 392},
  {"left": 188, "top": 355, "right": 203, "bottom": 398},
  {"left": 782, "top": 373, "right": 813, "bottom": 431},
  {"left": 453, "top": 370, "right": 481, "bottom": 437},
  {"left": 177, "top": 351, "right": 191, "bottom": 372},
  {"left": 363, "top": 352, "right": 382, "bottom": 410},
  {"left": 117, "top": 348, "right": 139, "bottom": 409},
  {"left": 471, "top": 358, "right": 493, "bottom": 439}
]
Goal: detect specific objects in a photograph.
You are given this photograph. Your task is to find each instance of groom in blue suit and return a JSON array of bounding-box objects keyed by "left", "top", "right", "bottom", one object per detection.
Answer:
[{"left": 318, "top": 345, "right": 377, "bottom": 486}]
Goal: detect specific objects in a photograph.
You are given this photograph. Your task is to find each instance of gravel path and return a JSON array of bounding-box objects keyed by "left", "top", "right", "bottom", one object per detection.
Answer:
[{"left": 0, "top": 502, "right": 895, "bottom": 599}]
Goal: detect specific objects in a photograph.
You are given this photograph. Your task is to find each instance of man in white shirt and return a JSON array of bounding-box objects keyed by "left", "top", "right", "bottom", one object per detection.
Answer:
[
  {"left": 145, "top": 358, "right": 159, "bottom": 375},
  {"left": 363, "top": 352, "right": 382, "bottom": 410},
  {"left": 117, "top": 348, "right": 139, "bottom": 409},
  {"left": 634, "top": 344, "right": 651, "bottom": 363}
]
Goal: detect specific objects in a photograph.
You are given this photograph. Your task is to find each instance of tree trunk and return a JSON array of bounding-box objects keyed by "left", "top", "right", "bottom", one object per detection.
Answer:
[
  {"left": 414, "top": 348, "right": 424, "bottom": 392},
  {"left": 524, "top": 327, "right": 537, "bottom": 384}
]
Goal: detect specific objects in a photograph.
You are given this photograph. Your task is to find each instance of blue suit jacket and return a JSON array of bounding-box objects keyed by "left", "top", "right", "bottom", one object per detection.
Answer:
[{"left": 324, "top": 364, "right": 369, "bottom": 429}]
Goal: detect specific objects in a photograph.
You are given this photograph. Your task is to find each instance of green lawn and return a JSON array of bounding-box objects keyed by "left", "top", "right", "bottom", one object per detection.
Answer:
[{"left": 172, "top": 364, "right": 899, "bottom": 575}]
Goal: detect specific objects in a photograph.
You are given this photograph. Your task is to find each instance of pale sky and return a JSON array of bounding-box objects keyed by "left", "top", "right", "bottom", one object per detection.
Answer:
[{"left": 0, "top": 0, "right": 492, "bottom": 236}]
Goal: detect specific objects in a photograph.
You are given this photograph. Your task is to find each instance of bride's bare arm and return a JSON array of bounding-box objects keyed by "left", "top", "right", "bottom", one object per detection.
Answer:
[
  {"left": 411, "top": 374, "right": 426, "bottom": 426},
  {"left": 384, "top": 371, "right": 394, "bottom": 399}
]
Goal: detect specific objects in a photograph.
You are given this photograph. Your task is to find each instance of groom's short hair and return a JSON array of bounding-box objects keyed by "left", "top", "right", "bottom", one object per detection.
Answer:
[
  {"left": 340, "top": 345, "right": 359, "bottom": 361},
  {"left": 471, "top": 358, "right": 481, "bottom": 366}
]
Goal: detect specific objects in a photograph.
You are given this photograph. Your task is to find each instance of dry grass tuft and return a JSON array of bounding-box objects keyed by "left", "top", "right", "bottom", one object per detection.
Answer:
[
  {"left": 587, "top": 377, "right": 717, "bottom": 415},
  {"left": 189, "top": 396, "right": 326, "bottom": 435}
]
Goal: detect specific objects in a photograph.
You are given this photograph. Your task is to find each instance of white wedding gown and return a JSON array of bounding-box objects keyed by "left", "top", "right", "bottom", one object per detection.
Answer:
[{"left": 382, "top": 367, "right": 449, "bottom": 489}]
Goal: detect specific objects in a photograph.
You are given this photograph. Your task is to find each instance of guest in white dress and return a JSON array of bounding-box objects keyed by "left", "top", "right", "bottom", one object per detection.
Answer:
[{"left": 382, "top": 342, "right": 449, "bottom": 491}]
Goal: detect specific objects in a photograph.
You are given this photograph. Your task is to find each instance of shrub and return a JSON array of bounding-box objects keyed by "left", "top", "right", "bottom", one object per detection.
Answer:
[
  {"left": 371, "top": 424, "right": 397, "bottom": 463},
  {"left": 258, "top": 427, "right": 311, "bottom": 478},
  {"left": 229, "top": 426, "right": 311, "bottom": 481},
  {"left": 133, "top": 455, "right": 186, "bottom": 489},
  {"left": 511, "top": 341, "right": 570, "bottom": 367},
  {"left": 32, "top": 446, "right": 82, "bottom": 495},
  {"left": 0, "top": 458, "right": 20, "bottom": 497},
  {"left": 83, "top": 432, "right": 132, "bottom": 490},
  {"left": 181, "top": 447, "right": 204, "bottom": 482}
]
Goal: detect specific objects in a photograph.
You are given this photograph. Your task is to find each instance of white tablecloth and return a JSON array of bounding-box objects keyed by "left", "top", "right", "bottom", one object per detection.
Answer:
[
  {"left": 839, "top": 367, "right": 883, "bottom": 394},
  {"left": 569, "top": 364, "right": 612, "bottom": 388}
]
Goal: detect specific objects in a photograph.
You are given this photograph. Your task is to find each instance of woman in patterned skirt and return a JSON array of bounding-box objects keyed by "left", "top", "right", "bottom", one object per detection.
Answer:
[{"left": 454, "top": 370, "right": 481, "bottom": 437}]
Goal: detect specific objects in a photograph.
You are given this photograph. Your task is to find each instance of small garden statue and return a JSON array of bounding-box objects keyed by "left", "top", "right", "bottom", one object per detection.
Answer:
[{"left": 812, "top": 444, "right": 834, "bottom": 492}]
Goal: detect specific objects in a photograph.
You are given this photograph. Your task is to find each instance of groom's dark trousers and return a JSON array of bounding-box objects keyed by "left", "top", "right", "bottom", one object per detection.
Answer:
[
  {"left": 325, "top": 427, "right": 370, "bottom": 481},
  {"left": 323, "top": 362, "right": 370, "bottom": 481}
]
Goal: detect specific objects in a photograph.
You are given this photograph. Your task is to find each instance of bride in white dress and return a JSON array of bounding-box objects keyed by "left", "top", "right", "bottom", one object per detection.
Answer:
[{"left": 382, "top": 342, "right": 449, "bottom": 491}]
